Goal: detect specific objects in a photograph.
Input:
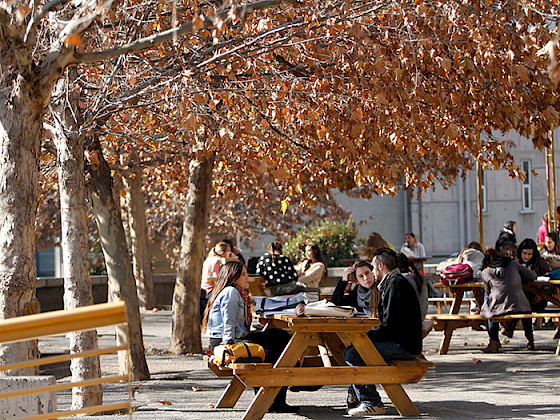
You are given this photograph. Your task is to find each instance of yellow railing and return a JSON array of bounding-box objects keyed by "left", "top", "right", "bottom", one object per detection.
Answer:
[{"left": 0, "top": 302, "right": 132, "bottom": 419}]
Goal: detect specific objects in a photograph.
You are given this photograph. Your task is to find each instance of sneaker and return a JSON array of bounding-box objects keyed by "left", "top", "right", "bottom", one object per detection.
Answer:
[
  {"left": 347, "top": 402, "right": 386, "bottom": 416},
  {"left": 526, "top": 340, "right": 535, "bottom": 351}
]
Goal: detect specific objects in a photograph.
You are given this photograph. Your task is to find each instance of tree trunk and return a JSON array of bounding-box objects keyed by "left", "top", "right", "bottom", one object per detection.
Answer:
[
  {"left": 170, "top": 151, "right": 215, "bottom": 354},
  {"left": 0, "top": 67, "right": 42, "bottom": 374},
  {"left": 86, "top": 136, "right": 150, "bottom": 380},
  {"left": 122, "top": 150, "right": 156, "bottom": 309},
  {"left": 52, "top": 72, "right": 102, "bottom": 408}
]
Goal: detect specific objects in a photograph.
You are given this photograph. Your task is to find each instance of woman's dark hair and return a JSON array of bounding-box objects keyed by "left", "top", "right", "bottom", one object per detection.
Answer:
[
  {"left": 545, "top": 232, "right": 560, "bottom": 254},
  {"left": 303, "top": 243, "right": 327, "bottom": 280},
  {"left": 504, "top": 220, "right": 516, "bottom": 231},
  {"left": 465, "top": 241, "right": 483, "bottom": 252},
  {"left": 354, "top": 260, "right": 373, "bottom": 271},
  {"left": 495, "top": 237, "right": 516, "bottom": 254},
  {"left": 517, "top": 238, "right": 539, "bottom": 265},
  {"left": 267, "top": 241, "right": 283, "bottom": 263},
  {"left": 202, "top": 261, "right": 245, "bottom": 331},
  {"left": 396, "top": 252, "right": 423, "bottom": 292}
]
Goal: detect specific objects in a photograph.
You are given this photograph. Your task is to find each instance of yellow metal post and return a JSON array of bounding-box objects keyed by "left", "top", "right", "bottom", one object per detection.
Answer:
[
  {"left": 546, "top": 147, "right": 553, "bottom": 233},
  {"left": 551, "top": 131, "right": 557, "bottom": 232}
]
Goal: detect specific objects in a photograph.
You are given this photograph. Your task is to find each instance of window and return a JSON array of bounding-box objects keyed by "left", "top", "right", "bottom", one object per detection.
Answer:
[{"left": 522, "top": 160, "right": 532, "bottom": 211}]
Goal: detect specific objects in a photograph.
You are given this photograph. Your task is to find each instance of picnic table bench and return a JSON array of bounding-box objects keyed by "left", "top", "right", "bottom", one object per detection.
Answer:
[
  {"left": 206, "top": 314, "right": 432, "bottom": 419},
  {"left": 428, "top": 280, "right": 560, "bottom": 354}
]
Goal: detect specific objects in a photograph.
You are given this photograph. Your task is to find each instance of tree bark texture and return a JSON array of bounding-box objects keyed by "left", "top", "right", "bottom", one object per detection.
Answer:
[
  {"left": 86, "top": 137, "right": 150, "bottom": 380},
  {"left": 170, "top": 151, "right": 215, "bottom": 354},
  {"left": 122, "top": 150, "right": 155, "bottom": 310},
  {"left": 52, "top": 73, "right": 102, "bottom": 408},
  {"left": 0, "top": 54, "right": 43, "bottom": 374}
]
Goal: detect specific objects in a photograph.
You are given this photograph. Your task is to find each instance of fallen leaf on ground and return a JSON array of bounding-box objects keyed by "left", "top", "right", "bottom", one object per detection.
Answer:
[
  {"left": 472, "top": 358, "right": 482, "bottom": 364},
  {"left": 477, "top": 342, "right": 485, "bottom": 347},
  {"left": 158, "top": 400, "right": 172, "bottom": 405},
  {"left": 192, "top": 386, "right": 202, "bottom": 392},
  {"left": 208, "top": 403, "right": 215, "bottom": 408},
  {"left": 503, "top": 339, "right": 510, "bottom": 344},
  {"left": 464, "top": 342, "right": 468, "bottom": 346}
]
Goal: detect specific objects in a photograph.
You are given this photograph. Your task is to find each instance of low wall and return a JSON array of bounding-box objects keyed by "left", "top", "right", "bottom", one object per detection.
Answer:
[{"left": 36, "top": 270, "right": 346, "bottom": 312}]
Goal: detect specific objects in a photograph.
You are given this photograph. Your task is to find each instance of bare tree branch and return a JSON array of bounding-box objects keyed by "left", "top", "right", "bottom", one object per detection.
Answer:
[
  {"left": 72, "top": 0, "right": 286, "bottom": 64},
  {"left": 24, "top": 0, "right": 68, "bottom": 43}
]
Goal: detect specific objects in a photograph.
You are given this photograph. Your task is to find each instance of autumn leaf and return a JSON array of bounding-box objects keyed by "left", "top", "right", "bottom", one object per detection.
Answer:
[
  {"left": 158, "top": 400, "right": 172, "bottom": 405},
  {"left": 281, "top": 199, "right": 288, "bottom": 215},
  {"left": 65, "top": 34, "right": 84, "bottom": 47},
  {"left": 193, "top": 15, "right": 205, "bottom": 30}
]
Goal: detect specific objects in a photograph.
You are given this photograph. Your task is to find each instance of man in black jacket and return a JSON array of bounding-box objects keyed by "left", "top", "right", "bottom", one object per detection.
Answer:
[{"left": 344, "top": 248, "right": 422, "bottom": 416}]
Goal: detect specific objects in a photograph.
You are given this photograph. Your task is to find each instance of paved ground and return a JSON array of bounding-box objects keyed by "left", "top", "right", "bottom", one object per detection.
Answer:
[{"left": 39, "top": 308, "right": 560, "bottom": 419}]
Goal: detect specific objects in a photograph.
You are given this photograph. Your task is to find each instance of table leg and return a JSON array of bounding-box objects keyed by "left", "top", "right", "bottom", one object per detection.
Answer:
[
  {"left": 347, "top": 332, "right": 420, "bottom": 416},
  {"left": 439, "top": 324, "right": 454, "bottom": 355},
  {"left": 322, "top": 332, "right": 347, "bottom": 365},
  {"left": 242, "top": 331, "right": 312, "bottom": 420},
  {"left": 216, "top": 376, "right": 246, "bottom": 408},
  {"left": 449, "top": 289, "right": 464, "bottom": 314}
]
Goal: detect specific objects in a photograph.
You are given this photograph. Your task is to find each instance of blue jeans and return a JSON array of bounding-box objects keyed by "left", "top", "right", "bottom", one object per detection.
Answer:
[{"left": 344, "top": 340, "right": 416, "bottom": 406}]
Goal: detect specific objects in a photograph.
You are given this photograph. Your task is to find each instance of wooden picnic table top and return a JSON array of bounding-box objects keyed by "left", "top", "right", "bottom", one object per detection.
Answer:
[{"left": 258, "top": 313, "right": 379, "bottom": 332}]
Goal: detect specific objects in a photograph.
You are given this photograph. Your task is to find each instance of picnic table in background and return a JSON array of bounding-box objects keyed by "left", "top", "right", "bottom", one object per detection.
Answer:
[
  {"left": 427, "top": 279, "right": 560, "bottom": 354},
  {"left": 211, "top": 314, "right": 432, "bottom": 419}
]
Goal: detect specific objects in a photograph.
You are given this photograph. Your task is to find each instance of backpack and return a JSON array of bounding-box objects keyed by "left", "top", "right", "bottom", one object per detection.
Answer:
[
  {"left": 212, "top": 342, "right": 266, "bottom": 366},
  {"left": 441, "top": 263, "right": 473, "bottom": 286}
]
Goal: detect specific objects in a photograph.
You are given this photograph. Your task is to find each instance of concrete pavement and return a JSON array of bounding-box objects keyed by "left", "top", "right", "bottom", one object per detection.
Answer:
[{"left": 39, "top": 308, "right": 560, "bottom": 419}]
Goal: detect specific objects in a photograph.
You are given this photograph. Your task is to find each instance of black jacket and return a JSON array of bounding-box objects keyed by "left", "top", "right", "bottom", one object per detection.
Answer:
[{"left": 368, "top": 269, "right": 422, "bottom": 356}]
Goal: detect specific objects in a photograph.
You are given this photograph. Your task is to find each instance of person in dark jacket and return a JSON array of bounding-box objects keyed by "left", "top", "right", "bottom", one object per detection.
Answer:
[
  {"left": 517, "top": 238, "right": 550, "bottom": 312},
  {"left": 481, "top": 240, "right": 536, "bottom": 352},
  {"left": 344, "top": 248, "right": 422, "bottom": 416},
  {"left": 331, "top": 260, "right": 376, "bottom": 315},
  {"left": 498, "top": 220, "right": 517, "bottom": 244}
]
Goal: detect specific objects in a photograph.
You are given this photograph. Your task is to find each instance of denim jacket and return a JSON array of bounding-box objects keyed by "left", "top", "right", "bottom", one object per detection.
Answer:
[{"left": 206, "top": 286, "right": 248, "bottom": 344}]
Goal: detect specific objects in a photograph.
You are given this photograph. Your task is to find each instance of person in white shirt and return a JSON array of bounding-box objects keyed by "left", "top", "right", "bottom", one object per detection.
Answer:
[{"left": 400, "top": 232, "right": 426, "bottom": 258}]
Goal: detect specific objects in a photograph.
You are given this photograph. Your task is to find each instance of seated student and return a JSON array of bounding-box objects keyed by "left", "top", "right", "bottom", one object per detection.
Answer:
[
  {"left": 202, "top": 261, "right": 297, "bottom": 413},
  {"left": 481, "top": 239, "right": 536, "bottom": 352},
  {"left": 517, "top": 238, "right": 551, "bottom": 313},
  {"left": 457, "top": 241, "right": 485, "bottom": 277},
  {"left": 397, "top": 253, "right": 428, "bottom": 321},
  {"left": 540, "top": 232, "right": 560, "bottom": 269},
  {"left": 331, "top": 260, "right": 377, "bottom": 315},
  {"left": 344, "top": 248, "right": 422, "bottom": 416},
  {"left": 294, "top": 243, "right": 327, "bottom": 289},
  {"left": 222, "top": 238, "right": 246, "bottom": 265},
  {"left": 255, "top": 242, "right": 302, "bottom": 296},
  {"left": 200, "top": 242, "right": 234, "bottom": 319},
  {"left": 400, "top": 232, "right": 426, "bottom": 258},
  {"left": 359, "top": 232, "right": 394, "bottom": 261}
]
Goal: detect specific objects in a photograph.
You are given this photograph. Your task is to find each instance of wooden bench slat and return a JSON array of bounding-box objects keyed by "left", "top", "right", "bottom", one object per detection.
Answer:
[
  {"left": 427, "top": 312, "right": 560, "bottom": 322},
  {"left": 235, "top": 366, "right": 430, "bottom": 387}
]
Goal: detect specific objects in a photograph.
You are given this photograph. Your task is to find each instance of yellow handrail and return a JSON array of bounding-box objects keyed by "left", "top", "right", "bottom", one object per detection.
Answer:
[{"left": 0, "top": 301, "right": 132, "bottom": 419}]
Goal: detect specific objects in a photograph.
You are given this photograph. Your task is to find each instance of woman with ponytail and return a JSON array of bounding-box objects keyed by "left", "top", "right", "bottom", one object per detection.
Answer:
[{"left": 202, "top": 261, "right": 297, "bottom": 413}]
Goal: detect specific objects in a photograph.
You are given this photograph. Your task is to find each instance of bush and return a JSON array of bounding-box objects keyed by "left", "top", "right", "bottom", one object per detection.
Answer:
[{"left": 284, "top": 219, "right": 358, "bottom": 267}]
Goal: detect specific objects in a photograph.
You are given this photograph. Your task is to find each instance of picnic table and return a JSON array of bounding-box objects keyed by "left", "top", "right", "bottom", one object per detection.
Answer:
[
  {"left": 427, "top": 280, "right": 560, "bottom": 354},
  {"left": 211, "top": 314, "right": 431, "bottom": 419}
]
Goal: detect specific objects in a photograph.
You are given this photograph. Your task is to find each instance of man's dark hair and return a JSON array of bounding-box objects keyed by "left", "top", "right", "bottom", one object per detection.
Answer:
[
  {"left": 405, "top": 232, "right": 416, "bottom": 238},
  {"left": 372, "top": 247, "right": 398, "bottom": 271}
]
